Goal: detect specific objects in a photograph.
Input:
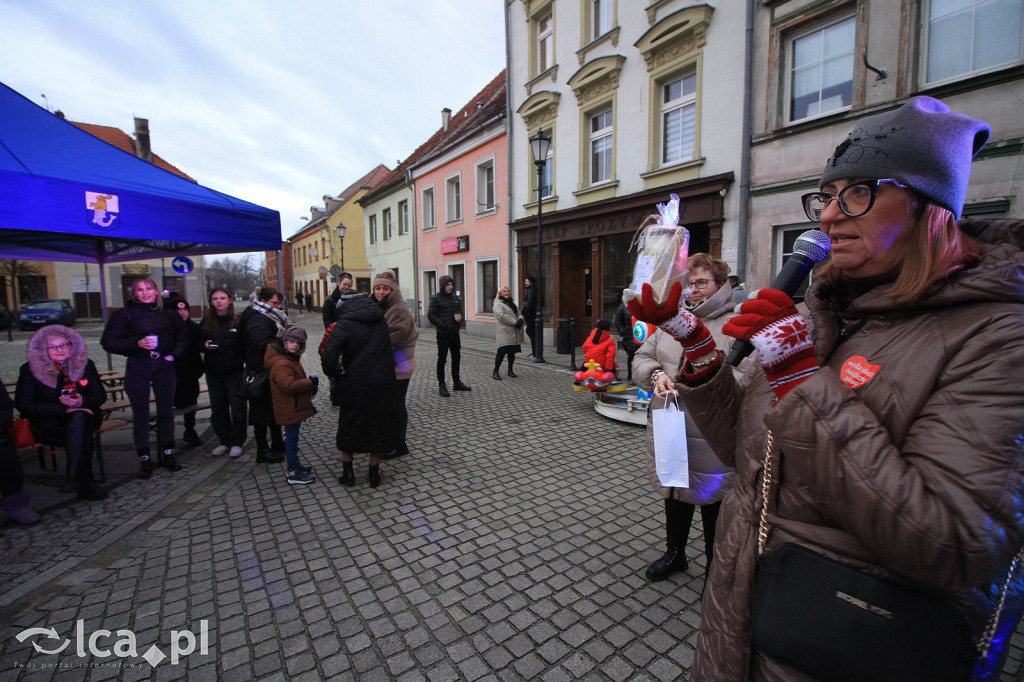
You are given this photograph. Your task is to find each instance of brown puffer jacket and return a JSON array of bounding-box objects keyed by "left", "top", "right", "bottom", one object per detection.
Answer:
[
  {"left": 684, "top": 219, "right": 1024, "bottom": 681},
  {"left": 264, "top": 343, "right": 316, "bottom": 427},
  {"left": 633, "top": 284, "right": 750, "bottom": 505}
]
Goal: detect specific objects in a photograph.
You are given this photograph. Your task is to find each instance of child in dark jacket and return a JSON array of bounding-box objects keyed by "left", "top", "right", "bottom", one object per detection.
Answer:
[{"left": 265, "top": 325, "right": 318, "bottom": 484}]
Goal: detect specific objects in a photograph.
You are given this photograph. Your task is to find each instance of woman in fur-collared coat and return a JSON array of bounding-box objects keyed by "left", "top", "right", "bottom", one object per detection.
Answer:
[{"left": 15, "top": 325, "right": 107, "bottom": 500}]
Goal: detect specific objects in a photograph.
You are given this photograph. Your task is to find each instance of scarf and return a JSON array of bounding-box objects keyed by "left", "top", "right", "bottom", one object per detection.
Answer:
[
  {"left": 498, "top": 295, "right": 518, "bottom": 316},
  {"left": 251, "top": 299, "right": 288, "bottom": 334}
]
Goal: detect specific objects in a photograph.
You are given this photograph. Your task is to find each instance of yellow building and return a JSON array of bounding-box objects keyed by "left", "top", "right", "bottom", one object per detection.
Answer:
[{"left": 289, "top": 165, "right": 390, "bottom": 308}]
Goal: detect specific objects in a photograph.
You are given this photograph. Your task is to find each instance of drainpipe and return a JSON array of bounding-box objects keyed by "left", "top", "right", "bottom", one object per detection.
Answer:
[
  {"left": 504, "top": 0, "right": 516, "bottom": 290},
  {"left": 407, "top": 168, "right": 420, "bottom": 325},
  {"left": 736, "top": 0, "right": 755, "bottom": 280}
]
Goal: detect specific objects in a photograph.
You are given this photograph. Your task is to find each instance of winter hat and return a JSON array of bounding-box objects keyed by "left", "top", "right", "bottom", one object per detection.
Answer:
[
  {"left": 819, "top": 96, "right": 990, "bottom": 219},
  {"left": 373, "top": 269, "right": 398, "bottom": 291},
  {"left": 591, "top": 319, "right": 611, "bottom": 344},
  {"left": 166, "top": 294, "right": 190, "bottom": 313},
  {"left": 279, "top": 324, "right": 307, "bottom": 344}
]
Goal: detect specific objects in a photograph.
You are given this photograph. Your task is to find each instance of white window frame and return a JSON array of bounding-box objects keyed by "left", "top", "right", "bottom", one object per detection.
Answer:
[
  {"left": 477, "top": 259, "right": 499, "bottom": 314},
  {"left": 591, "top": 0, "right": 612, "bottom": 41},
  {"left": 589, "top": 107, "right": 613, "bottom": 185},
  {"left": 787, "top": 15, "right": 855, "bottom": 123},
  {"left": 921, "top": 0, "right": 1024, "bottom": 85},
  {"left": 422, "top": 186, "right": 436, "bottom": 231},
  {"left": 476, "top": 158, "right": 496, "bottom": 214},
  {"left": 446, "top": 173, "right": 463, "bottom": 224},
  {"left": 661, "top": 69, "right": 697, "bottom": 165},
  {"left": 368, "top": 214, "right": 377, "bottom": 245},
  {"left": 398, "top": 200, "right": 409, "bottom": 235},
  {"left": 776, "top": 225, "right": 817, "bottom": 301},
  {"left": 382, "top": 208, "right": 393, "bottom": 241},
  {"left": 537, "top": 10, "right": 554, "bottom": 73}
]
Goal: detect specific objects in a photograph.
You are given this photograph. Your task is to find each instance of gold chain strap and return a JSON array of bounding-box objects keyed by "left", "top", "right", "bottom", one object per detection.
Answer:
[
  {"left": 757, "top": 430, "right": 774, "bottom": 557},
  {"left": 978, "top": 549, "right": 1023, "bottom": 658},
  {"left": 755, "top": 428, "right": 1021, "bottom": 658}
]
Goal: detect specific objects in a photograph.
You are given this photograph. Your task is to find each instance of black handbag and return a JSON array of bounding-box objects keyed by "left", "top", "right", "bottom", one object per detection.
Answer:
[
  {"left": 238, "top": 369, "right": 269, "bottom": 400},
  {"left": 750, "top": 431, "right": 1021, "bottom": 682}
]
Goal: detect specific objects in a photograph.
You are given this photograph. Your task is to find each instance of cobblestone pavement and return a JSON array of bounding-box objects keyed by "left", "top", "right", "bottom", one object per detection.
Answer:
[{"left": 1, "top": 320, "right": 1024, "bottom": 680}]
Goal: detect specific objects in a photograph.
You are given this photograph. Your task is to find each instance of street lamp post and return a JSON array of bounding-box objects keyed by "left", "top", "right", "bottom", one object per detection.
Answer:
[
  {"left": 336, "top": 224, "right": 346, "bottom": 273},
  {"left": 529, "top": 131, "right": 552, "bottom": 363}
]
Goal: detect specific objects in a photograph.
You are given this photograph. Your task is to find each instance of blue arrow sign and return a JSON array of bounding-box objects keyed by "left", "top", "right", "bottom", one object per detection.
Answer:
[{"left": 171, "top": 256, "right": 194, "bottom": 274}]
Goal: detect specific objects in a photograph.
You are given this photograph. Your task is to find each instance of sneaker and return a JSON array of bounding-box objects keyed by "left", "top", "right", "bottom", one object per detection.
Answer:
[
  {"left": 212, "top": 445, "right": 229, "bottom": 456},
  {"left": 287, "top": 471, "right": 315, "bottom": 485},
  {"left": 229, "top": 446, "right": 243, "bottom": 458},
  {"left": 297, "top": 463, "right": 314, "bottom": 474}
]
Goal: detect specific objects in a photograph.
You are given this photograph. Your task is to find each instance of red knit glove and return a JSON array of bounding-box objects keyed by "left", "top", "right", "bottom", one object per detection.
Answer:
[
  {"left": 722, "top": 289, "right": 817, "bottom": 400},
  {"left": 623, "top": 283, "right": 717, "bottom": 368}
]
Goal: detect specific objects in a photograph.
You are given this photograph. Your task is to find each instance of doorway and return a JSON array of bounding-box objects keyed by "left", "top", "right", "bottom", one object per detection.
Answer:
[
  {"left": 448, "top": 263, "right": 466, "bottom": 328},
  {"left": 558, "top": 241, "right": 592, "bottom": 345}
]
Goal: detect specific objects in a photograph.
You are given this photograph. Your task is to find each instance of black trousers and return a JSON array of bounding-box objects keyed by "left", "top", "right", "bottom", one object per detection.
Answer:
[
  {"left": 666, "top": 497, "right": 721, "bottom": 565},
  {"left": 0, "top": 441, "right": 23, "bottom": 498},
  {"left": 397, "top": 378, "right": 410, "bottom": 447},
  {"left": 206, "top": 369, "right": 247, "bottom": 447},
  {"left": 33, "top": 410, "right": 97, "bottom": 485},
  {"left": 125, "top": 356, "right": 177, "bottom": 449},
  {"left": 436, "top": 333, "right": 462, "bottom": 383},
  {"left": 524, "top": 319, "right": 537, "bottom": 355}
]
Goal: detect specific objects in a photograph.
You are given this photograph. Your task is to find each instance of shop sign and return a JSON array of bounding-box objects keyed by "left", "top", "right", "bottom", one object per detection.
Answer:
[{"left": 441, "top": 236, "right": 470, "bottom": 254}]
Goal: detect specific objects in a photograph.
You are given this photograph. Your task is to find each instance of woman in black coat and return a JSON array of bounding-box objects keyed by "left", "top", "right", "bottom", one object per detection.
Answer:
[
  {"left": 101, "top": 278, "right": 187, "bottom": 479},
  {"left": 201, "top": 287, "right": 247, "bottom": 458},
  {"left": 15, "top": 325, "right": 107, "bottom": 500},
  {"left": 321, "top": 293, "right": 401, "bottom": 488},
  {"left": 238, "top": 287, "right": 287, "bottom": 462}
]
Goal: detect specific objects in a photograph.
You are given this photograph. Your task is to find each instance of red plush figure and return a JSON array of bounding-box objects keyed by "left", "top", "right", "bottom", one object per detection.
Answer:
[{"left": 582, "top": 319, "right": 618, "bottom": 374}]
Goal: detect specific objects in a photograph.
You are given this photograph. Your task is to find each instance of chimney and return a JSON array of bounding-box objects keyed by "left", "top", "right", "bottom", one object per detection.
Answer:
[
  {"left": 134, "top": 117, "right": 152, "bottom": 163},
  {"left": 442, "top": 108, "right": 452, "bottom": 132}
]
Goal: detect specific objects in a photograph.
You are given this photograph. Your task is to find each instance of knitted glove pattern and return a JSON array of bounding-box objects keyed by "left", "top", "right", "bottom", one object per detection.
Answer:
[
  {"left": 623, "top": 282, "right": 718, "bottom": 368},
  {"left": 722, "top": 289, "right": 817, "bottom": 400}
]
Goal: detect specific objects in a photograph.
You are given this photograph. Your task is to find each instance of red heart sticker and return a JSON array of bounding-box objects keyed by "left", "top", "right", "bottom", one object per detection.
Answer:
[{"left": 840, "top": 355, "right": 880, "bottom": 389}]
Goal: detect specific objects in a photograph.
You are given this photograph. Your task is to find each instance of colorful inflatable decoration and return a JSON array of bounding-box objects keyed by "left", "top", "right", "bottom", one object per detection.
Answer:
[
  {"left": 633, "top": 317, "right": 654, "bottom": 346},
  {"left": 574, "top": 358, "right": 628, "bottom": 392}
]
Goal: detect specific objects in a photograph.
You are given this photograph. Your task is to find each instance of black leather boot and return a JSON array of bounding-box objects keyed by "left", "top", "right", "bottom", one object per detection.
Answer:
[
  {"left": 339, "top": 461, "right": 355, "bottom": 486},
  {"left": 645, "top": 545, "right": 688, "bottom": 581},
  {"left": 368, "top": 464, "right": 381, "bottom": 488},
  {"left": 507, "top": 357, "right": 517, "bottom": 378},
  {"left": 160, "top": 442, "right": 182, "bottom": 472},
  {"left": 183, "top": 426, "right": 201, "bottom": 447},
  {"left": 438, "top": 383, "right": 451, "bottom": 398},
  {"left": 453, "top": 380, "right": 472, "bottom": 391},
  {"left": 137, "top": 448, "right": 153, "bottom": 480},
  {"left": 492, "top": 370, "right": 502, "bottom": 381}
]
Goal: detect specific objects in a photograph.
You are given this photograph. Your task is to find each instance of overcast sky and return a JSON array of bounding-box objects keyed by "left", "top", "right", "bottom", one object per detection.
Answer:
[{"left": 1, "top": 0, "right": 507, "bottom": 250}]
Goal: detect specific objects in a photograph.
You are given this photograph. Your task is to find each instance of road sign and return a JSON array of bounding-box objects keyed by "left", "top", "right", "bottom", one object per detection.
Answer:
[{"left": 171, "top": 256, "right": 194, "bottom": 275}]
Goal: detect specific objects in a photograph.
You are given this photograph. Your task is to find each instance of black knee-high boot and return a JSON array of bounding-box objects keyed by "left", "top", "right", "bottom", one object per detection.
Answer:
[
  {"left": 492, "top": 350, "right": 504, "bottom": 380},
  {"left": 507, "top": 354, "right": 517, "bottom": 378}
]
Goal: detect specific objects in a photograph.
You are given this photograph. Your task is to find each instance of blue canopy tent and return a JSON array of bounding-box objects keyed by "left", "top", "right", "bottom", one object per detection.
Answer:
[{"left": 0, "top": 80, "right": 281, "bottom": 319}]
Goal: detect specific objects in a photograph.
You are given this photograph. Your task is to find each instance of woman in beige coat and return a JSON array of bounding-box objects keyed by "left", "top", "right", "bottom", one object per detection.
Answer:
[
  {"left": 633, "top": 254, "right": 747, "bottom": 582},
  {"left": 373, "top": 269, "right": 418, "bottom": 460},
  {"left": 492, "top": 286, "right": 524, "bottom": 380}
]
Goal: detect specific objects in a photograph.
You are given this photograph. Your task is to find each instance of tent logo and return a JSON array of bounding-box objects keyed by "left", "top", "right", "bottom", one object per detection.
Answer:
[{"left": 86, "top": 191, "right": 119, "bottom": 231}]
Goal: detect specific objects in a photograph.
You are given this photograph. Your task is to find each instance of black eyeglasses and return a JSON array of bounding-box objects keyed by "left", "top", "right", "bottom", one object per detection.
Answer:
[
  {"left": 689, "top": 279, "right": 712, "bottom": 290},
  {"left": 801, "top": 179, "right": 907, "bottom": 222}
]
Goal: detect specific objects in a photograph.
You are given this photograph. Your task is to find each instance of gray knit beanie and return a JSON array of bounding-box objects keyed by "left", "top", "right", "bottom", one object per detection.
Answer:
[{"left": 819, "top": 96, "right": 990, "bottom": 219}]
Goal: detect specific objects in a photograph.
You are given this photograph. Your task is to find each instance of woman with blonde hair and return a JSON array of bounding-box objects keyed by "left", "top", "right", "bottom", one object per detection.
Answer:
[
  {"left": 101, "top": 277, "right": 187, "bottom": 479},
  {"left": 492, "top": 285, "right": 524, "bottom": 380}
]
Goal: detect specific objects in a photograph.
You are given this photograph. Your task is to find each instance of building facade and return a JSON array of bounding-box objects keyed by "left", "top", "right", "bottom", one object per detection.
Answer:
[
  {"left": 506, "top": 0, "right": 749, "bottom": 345},
  {"left": 746, "top": 0, "right": 1024, "bottom": 292},
  {"left": 411, "top": 72, "right": 508, "bottom": 338}
]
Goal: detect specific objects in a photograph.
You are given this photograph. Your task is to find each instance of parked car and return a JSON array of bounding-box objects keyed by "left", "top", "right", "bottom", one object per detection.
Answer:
[{"left": 18, "top": 299, "right": 76, "bottom": 330}]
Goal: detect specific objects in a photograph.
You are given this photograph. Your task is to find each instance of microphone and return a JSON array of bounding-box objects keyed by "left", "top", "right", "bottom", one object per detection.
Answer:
[{"left": 726, "top": 229, "right": 831, "bottom": 366}]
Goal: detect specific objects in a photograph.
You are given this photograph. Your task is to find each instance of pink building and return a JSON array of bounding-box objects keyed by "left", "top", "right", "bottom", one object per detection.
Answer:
[{"left": 410, "top": 71, "right": 508, "bottom": 338}]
